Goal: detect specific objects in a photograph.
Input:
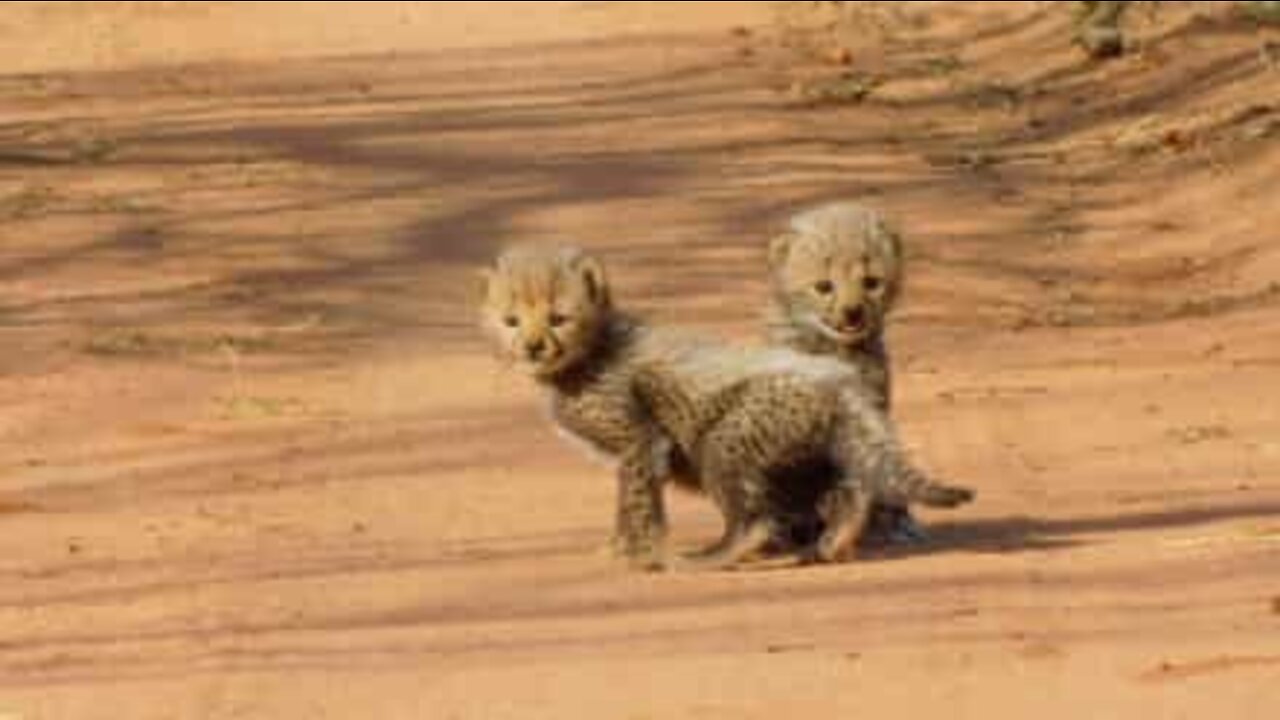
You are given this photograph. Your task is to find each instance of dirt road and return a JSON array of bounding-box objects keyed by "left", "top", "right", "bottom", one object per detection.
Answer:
[{"left": 1, "top": 2, "right": 1278, "bottom": 718}]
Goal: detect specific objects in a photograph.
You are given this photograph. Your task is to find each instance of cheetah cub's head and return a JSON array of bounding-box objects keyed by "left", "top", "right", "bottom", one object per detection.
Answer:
[
  {"left": 769, "top": 202, "right": 903, "bottom": 347},
  {"left": 479, "top": 244, "right": 612, "bottom": 381}
]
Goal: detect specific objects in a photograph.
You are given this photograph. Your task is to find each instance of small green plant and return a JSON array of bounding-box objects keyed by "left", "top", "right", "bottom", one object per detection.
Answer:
[
  {"left": 84, "top": 330, "right": 280, "bottom": 359},
  {"left": 796, "top": 72, "right": 883, "bottom": 105},
  {"left": 1075, "top": 1, "right": 1130, "bottom": 59},
  {"left": 72, "top": 137, "right": 120, "bottom": 164},
  {"left": 0, "top": 185, "right": 56, "bottom": 220},
  {"left": 1242, "top": 1, "right": 1280, "bottom": 24}
]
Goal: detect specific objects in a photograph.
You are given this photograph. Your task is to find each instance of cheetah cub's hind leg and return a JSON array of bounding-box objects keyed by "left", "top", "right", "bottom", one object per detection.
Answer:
[
  {"left": 814, "top": 387, "right": 976, "bottom": 563},
  {"left": 673, "top": 429, "right": 781, "bottom": 571},
  {"left": 809, "top": 482, "right": 875, "bottom": 564}
]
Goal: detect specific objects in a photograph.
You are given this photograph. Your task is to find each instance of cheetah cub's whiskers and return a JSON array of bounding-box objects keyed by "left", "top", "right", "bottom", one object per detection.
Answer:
[{"left": 478, "top": 243, "right": 973, "bottom": 572}]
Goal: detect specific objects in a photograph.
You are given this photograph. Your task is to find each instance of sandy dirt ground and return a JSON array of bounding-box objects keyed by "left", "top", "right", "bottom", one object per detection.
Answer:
[{"left": 1, "top": 2, "right": 1279, "bottom": 718}]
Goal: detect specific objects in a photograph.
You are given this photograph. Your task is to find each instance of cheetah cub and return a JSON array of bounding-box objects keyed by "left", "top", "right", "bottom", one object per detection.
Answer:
[
  {"left": 479, "top": 243, "right": 973, "bottom": 571},
  {"left": 767, "top": 201, "right": 924, "bottom": 545}
]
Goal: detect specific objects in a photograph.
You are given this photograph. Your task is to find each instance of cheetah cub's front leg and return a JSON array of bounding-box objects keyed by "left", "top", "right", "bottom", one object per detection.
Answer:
[{"left": 613, "top": 432, "right": 673, "bottom": 571}]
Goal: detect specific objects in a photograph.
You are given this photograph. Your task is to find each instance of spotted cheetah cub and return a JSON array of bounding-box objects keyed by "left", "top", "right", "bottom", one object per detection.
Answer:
[
  {"left": 767, "top": 201, "right": 924, "bottom": 545},
  {"left": 768, "top": 202, "right": 903, "bottom": 410},
  {"left": 479, "top": 243, "right": 973, "bottom": 571}
]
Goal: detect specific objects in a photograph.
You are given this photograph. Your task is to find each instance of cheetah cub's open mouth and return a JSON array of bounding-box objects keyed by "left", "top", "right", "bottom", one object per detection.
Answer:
[
  {"left": 832, "top": 305, "right": 871, "bottom": 339},
  {"left": 799, "top": 302, "right": 875, "bottom": 346},
  {"left": 769, "top": 203, "right": 902, "bottom": 352}
]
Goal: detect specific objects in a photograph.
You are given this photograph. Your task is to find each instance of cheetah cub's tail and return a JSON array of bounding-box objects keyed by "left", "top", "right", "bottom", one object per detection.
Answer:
[
  {"left": 833, "top": 387, "right": 976, "bottom": 510},
  {"left": 891, "top": 464, "right": 976, "bottom": 509}
]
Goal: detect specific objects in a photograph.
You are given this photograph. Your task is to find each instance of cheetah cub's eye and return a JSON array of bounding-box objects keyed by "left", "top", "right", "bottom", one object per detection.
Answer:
[
  {"left": 863, "top": 277, "right": 884, "bottom": 293},
  {"left": 503, "top": 315, "right": 520, "bottom": 329},
  {"left": 548, "top": 313, "right": 570, "bottom": 329},
  {"left": 813, "top": 280, "right": 835, "bottom": 296}
]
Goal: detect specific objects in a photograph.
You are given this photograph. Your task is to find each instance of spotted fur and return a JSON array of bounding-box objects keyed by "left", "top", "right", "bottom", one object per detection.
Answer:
[
  {"left": 766, "top": 201, "right": 926, "bottom": 546},
  {"left": 479, "top": 243, "right": 972, "bottom": 571}
]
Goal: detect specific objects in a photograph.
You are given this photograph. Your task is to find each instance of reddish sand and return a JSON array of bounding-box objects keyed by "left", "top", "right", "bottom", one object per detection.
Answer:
[{"left": 1, "top": 2, "right": 1278, "bottom": 718}]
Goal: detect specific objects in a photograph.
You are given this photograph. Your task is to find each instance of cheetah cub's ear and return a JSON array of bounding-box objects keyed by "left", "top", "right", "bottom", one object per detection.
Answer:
[
  {"left": 475, "top": 267, "right": 497, "bottom": 305},
  {"left": 571, "top": 251, "right": 611, "bottom": 309},
  {"left": 768, "top": 232, "right": 802, "bottom": 271}
]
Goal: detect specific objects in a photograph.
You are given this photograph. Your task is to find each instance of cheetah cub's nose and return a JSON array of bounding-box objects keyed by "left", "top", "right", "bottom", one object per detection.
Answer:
[
  {"left": 843, "top": 306, "right": 867, "bottom": 330},
  {"left": 526, "top": 338, "right": 549, "bottom": 360}
]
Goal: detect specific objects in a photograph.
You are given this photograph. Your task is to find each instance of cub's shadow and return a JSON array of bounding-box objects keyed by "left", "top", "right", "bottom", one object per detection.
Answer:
[
  {"left": 879, "top": 498, "right": 1280, "bottom": 561},
  {"left": 725, "top": 497, "right": 1280, "bottom": 571}
]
